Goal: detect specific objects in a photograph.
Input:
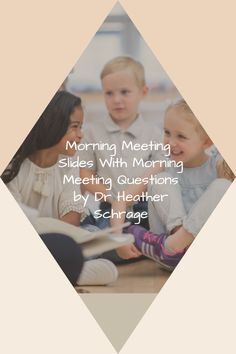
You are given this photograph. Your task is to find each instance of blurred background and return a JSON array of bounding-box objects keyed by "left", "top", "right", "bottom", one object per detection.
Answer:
[{"left": 62, "top": 2, "right": 181, "bottom": 129}]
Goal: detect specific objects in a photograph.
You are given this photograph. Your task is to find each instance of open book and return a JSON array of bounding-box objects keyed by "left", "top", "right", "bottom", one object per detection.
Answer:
[{"left": 30, "top": 217, "right": 134, "bottom": 258}]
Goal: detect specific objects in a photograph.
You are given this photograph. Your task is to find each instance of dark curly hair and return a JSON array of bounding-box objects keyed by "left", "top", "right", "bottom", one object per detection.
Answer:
[{"left": 1, "top": 90, "right": 82, "bottom": 184}]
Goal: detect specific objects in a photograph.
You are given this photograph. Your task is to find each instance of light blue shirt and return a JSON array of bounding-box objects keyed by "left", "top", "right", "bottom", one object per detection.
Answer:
[{"left": 169, "top": 154, "right": 219, "bottom": 212}]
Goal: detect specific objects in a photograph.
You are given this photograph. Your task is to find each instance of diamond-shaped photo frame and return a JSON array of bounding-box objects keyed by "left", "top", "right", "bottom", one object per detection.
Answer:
[
  {"left": 1, "top": 2, "right": 234, "bottom": 296},
  {"left": 0, "top": 1, "right": 235, "bottom": 352}
]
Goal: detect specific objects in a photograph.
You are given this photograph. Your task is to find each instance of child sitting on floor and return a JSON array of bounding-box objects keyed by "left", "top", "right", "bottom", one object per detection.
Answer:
[
  {"left": 127, "top": 99, "right": 234, "bottom": 269},
  {"left": 2, "top": 90, "right": 118, "bottom": 285},
  {"left": 80, "top": 56, "right": 163, "bottom": 261}
]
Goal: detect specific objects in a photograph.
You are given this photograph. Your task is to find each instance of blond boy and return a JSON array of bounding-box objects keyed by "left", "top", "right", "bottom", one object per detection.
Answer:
[{"left": 80, "top": 56, "right": 162, "bottom": 260}]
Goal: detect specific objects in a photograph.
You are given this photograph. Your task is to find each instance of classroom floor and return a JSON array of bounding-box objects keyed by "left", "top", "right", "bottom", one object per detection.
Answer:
[{"left": 75, "top": 259, "right": 171, "bottom": 293}]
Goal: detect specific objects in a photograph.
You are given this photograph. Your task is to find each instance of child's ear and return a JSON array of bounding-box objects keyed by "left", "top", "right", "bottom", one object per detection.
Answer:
[
  {"left": 204, "top": 137, "right": 213, "bottom": 149},
  {"left": 142, "top": 85, "right": 149, "bottom": 97}
]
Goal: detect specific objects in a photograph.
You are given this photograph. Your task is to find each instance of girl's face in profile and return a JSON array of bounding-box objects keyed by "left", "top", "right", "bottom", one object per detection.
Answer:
[{"left": 56, "top": 107, "right": 84, "bottom": 156}]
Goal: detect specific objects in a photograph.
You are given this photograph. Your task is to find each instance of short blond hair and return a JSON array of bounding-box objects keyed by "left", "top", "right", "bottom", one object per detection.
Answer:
[
  {"left": 221, "top": 160, "right": 235, "bottom": 181},
  {"left": 167, "top": 99, "right": 209, "bottom": 139},
  {"left": 100, "top": 56, "right": 146, "bottom": 87}
]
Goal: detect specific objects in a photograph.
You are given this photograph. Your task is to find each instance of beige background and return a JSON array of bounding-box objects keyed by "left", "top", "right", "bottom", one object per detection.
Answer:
[{"left": 1, "top": 0, "right": 236, "bottom": 353}]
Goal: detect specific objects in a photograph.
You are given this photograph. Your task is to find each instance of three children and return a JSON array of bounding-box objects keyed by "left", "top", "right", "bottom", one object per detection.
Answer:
[{"left": 3, "top": 55, "right": 233, "bottom": 281}]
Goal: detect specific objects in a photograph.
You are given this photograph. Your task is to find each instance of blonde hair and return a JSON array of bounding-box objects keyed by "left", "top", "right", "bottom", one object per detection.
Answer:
[
  {"left": 100, "top": 56, "right": 146, "bottom": 87},
  {"left": 220, "top": 160, "right": 235, "bottom": 181},
  {"left": 167, "top": 99, "right": 209, "bottom": 139}
]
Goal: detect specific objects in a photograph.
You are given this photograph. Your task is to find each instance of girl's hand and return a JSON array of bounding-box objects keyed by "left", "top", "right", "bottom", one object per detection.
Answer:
[
  {"left": 61, "top": 211, "right": 81, "bottom": 226},
  {"left": 111, "top": 199, "right": 142, "bottom": 259},
  {"left": 116, "top": 244, "right": 142, "bottom": 259}
]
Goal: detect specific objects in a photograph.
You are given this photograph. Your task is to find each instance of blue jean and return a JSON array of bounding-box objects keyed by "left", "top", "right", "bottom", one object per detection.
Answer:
[{"left": 81, "top": 201, "right": 149, "bottom": 264}]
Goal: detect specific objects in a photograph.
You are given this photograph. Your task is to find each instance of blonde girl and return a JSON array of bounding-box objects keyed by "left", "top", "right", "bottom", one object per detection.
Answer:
[{"left": 128, "top": 100, "right": 234, "bottom": 269}]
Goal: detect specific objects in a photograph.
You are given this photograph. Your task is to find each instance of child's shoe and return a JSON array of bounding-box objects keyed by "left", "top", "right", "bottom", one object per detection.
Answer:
[
  {"left": 128, "top": 225, "right": 185, "bottom": 271},
  {"left": 77, "top": 259, "right": 118, "bottom": 286}
]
